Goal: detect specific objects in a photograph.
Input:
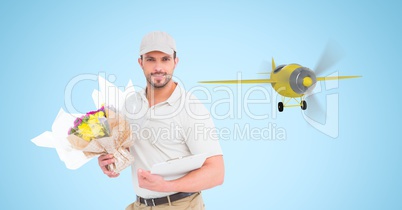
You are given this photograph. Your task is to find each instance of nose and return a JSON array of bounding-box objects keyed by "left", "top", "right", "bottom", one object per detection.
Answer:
[{"left": 154, "top": 61, "right": 163, "bottom": 72}]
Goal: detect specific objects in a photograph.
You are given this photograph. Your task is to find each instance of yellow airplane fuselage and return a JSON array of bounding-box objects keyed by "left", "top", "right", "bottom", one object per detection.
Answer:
[
  {"left": 270, "top": 64, "right": 316, "bottom": 98},
  {"left": 271, "top": 64, "right": 302, "bottom": 98},
  {"left": 198, "top": 57, "right": 361, "bottom": 112}
]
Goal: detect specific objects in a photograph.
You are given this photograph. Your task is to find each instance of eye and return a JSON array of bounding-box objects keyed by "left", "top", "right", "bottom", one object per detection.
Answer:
[
  {"left": 162, "top": 57, "right": 171, "bottom": 61},
  {"left": 146, "top": 58, "right": 155, "bottom": 62}
]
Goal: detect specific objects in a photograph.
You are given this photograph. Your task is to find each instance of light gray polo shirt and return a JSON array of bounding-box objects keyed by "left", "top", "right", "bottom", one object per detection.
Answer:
[{"left": 123, "top": 83, "right": 223, "bottom": 198}]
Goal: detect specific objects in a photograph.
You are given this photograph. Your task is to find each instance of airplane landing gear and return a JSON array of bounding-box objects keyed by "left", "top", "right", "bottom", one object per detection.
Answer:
[
  {"left": 278, "top": 102, "right": 284, "bottom": 112},
  {"left": 301, "top": 100, "right": 307, "bottom": 110}
]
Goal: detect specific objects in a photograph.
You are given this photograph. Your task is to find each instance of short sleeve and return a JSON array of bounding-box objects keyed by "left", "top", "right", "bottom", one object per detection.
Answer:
[{"left": 182, "top": 95, "right": 223, "bottom": 157}]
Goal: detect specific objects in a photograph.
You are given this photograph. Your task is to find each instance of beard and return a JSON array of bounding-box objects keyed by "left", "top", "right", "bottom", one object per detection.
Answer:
[{"left": 146, "top": 73, "right": 173, "bottom": 88}]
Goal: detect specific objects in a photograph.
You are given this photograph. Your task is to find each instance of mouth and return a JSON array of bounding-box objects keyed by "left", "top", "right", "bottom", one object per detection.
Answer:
[
  {"left": 148, "top": 72, "right": 172, "bottom": 88},
  {"left": 151, "top": 72, "right": 166, "bottom": 80}
]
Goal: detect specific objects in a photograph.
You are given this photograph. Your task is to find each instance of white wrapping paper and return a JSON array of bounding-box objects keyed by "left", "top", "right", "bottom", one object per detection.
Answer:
[{"left": 31, "top": 76, "right": 135, "bottom": 171}]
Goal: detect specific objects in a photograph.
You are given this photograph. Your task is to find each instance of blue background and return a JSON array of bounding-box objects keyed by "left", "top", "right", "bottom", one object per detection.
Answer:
[{"left": 1, "top": 0, "right": 401, "bottom": 209}]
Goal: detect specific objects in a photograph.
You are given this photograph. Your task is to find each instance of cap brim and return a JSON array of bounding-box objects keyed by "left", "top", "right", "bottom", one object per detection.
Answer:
[{"left": 139, "top": 45, "right": 174, "bottom": 55}]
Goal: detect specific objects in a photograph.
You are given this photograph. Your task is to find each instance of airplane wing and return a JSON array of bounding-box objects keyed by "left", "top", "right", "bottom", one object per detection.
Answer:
[
  {"left": 316, "top": 76, "right": 361, "bottom": 81},
  {"left": 199, "top": 79, "right": 276, "bottom": 84}
]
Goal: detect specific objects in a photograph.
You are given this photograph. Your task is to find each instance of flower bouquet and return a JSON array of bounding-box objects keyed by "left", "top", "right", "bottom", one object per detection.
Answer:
[
  {"left": 32, "top": 75, "right": 136, "bottom": 172},
  {"left": 67, "top": 106, "right": 134, "bottom": 173}
]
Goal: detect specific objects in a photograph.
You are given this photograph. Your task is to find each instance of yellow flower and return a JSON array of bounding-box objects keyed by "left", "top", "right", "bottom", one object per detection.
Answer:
[
  {"left": 90, "top": 124, "right": 105, "bottom": 137},
  {"left": 78, "top": 123, "right": 95, "bottom": 141},
  {"left": 87, "top": 115, "right": 100, "bottom": 124},
  {"left": 95, "top": 111, "right": 105, "bottom": 118},
  {"left": 74, "top": 110, "right": 108, "bottom": 142}
]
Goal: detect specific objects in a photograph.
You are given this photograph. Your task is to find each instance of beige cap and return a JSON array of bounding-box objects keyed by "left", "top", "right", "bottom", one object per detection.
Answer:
[{"left": 139, "top": 31, "right": 176, "bottom": 55}]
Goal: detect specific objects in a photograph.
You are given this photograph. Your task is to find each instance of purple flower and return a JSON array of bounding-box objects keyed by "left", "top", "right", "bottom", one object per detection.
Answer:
[{"left": 74, "top": 117, "right": 83, "bottom": 127}]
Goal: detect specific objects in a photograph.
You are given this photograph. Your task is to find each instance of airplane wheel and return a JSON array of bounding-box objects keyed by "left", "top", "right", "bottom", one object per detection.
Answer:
[
  {"left": 301, "top": 100, "right": 307, "bottom": 110},
  {"left": 278, "top": 102, "right": 284, "bottom": 112}
]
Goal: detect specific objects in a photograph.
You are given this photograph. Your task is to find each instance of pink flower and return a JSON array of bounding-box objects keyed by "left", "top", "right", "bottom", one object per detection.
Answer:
[{"left": 86, "top": 106, "right": 105, "bottom": 115}]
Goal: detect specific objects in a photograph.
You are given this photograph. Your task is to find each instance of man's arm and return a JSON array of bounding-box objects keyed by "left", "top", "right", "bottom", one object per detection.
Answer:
[{"left": 137, "top": 155, "right": 224, "bottom": 192}]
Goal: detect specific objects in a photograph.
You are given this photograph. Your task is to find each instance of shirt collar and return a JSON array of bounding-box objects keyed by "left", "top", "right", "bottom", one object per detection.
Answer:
[
  {"left": 166, "top": 83, "right": 183, "bottom": 106},
  {"left": 139, "top": 82, "right": 183, "bottom": 106}
]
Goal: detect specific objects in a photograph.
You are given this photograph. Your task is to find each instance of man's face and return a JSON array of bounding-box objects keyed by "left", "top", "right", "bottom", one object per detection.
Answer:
[{"left": 138, "top": 51, "right": 178, "bottom": 88}]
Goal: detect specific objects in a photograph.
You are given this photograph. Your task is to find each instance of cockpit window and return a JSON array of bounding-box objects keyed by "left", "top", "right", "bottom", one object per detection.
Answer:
[{"left": 273, "top": 64, "right": 285, "bottom": 73}]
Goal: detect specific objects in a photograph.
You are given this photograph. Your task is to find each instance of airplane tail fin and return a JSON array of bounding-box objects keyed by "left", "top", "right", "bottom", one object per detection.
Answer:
[{"left": 272, "top": 57, "right": 276, "bottom": 71}]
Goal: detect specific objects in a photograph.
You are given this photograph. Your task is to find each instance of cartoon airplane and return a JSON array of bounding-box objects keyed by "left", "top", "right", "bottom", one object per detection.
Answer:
[{"left": 199, "top": 58, "right": 361, "bottom": 112}]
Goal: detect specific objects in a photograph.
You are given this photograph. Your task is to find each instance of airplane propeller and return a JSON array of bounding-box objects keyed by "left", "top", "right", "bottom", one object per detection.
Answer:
[
  {"left": 304, "top": 40, "right": 344, "bottom": 121},
  {"left": 314, "top": 40, "right": 344, "bottom": 76},
  {"left": 199, "top": 40, "right": 361, "bottom": 114}
]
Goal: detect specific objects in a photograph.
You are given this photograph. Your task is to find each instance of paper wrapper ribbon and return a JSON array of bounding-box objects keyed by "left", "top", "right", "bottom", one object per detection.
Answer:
[{"left": 67, "top": 109, "right": 134, "bottom": 173}]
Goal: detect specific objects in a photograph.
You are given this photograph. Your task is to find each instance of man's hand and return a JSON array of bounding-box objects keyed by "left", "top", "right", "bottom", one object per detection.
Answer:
[
  {"left": 98, "top": 154, "right": 120, "bottom": 178},
  {"left": 137, "top": 169, "right": 169, "bottom": 192},
  {"left": 137, "top": 155, "right": 224, "bottom": 193}
]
